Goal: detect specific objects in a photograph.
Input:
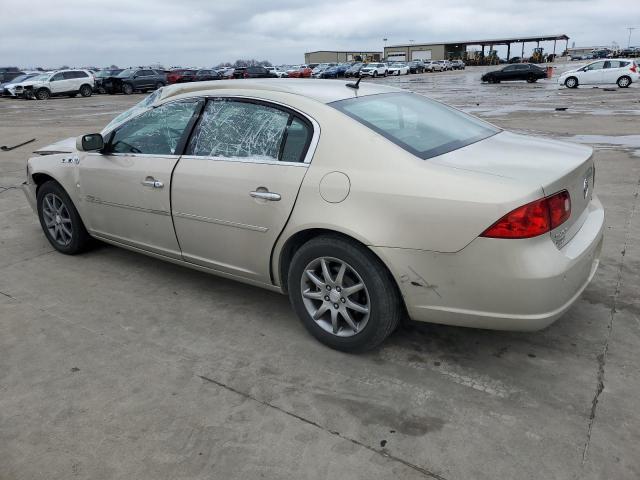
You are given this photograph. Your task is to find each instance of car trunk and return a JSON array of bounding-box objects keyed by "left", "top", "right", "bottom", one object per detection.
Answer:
[{"left": 431, "top": 131, "right": 595, "bottom": 248}]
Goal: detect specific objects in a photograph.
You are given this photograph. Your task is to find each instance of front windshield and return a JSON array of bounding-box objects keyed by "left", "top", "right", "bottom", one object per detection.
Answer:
[
  {"left": 331, "top": 92, "right": 500, "bottom": 160},
  {"left": 7, "top": 74, "right": 28, "bottom": 83},
  {"left": 28, "top": 74, "right": 50, "bottom": 82},
  {"left": 102, "top": 88, "right": 163, "bottom": 134},
  {"left": 117, "top": 69, "right": 135, "bottom": 78}
]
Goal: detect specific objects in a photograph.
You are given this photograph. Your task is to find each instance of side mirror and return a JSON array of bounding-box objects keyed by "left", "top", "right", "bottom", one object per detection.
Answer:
[{"left": 77, "top": 133, "right": 104, "bottom": 152}]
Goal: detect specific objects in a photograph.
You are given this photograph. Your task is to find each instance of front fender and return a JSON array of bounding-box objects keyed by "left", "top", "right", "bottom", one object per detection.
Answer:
[{"left": 27, "top": 153, "right": 84, "bottom": 216}]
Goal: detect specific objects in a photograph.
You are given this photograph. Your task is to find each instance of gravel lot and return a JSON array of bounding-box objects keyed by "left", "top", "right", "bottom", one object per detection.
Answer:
[{"left": 1, "top": 64, "right": 639, "bottom": 480}]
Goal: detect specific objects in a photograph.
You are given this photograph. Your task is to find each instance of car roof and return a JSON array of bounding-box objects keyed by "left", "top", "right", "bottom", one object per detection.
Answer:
[{"left": 157, "top": 78, "right": 403, "bottom": 104}]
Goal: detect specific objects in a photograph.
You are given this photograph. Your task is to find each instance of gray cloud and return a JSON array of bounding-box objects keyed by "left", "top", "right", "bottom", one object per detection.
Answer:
[{"left": 2, "top": 0, "right": 639, "bottom": 68}]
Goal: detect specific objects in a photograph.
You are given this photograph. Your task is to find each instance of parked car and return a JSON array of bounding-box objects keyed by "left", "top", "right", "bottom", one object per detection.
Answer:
[
  {"left": 0, "top": 67, "right": 24, "bottom": 84},
  {"left": 271, "top": 67, "right": 290, "bottom": 78},
  {"left": 312, "top": 63, "right": 336, "bottom": 78},
  {"left": 288, "top": 66, "right": 312, "bottom": 78},
  {"left": 359, "top": 63, "right": 387, "bottom": 77},
  {"left": 167, "top": 69, "right": 197, "bottom": 84},
  {"left": 481, "top": 64, "right": 547, "bottom": 83},
  {"left": 217, "top": 68, "right": 235, "bottom": 79},
  {"left": 334, "top": 64, "right": 351, "bottom": 77},
  {"left": 1, "top": 72, "right": 42, "bottom": 97},
  {"left": 233, "top": 66, "right": 277, "bottom": 79},
  {"left": 507, "top": 57, "right": 522, "bottom": 64},
  {"left": 14, "top": 69, "right": 94, "bottom": 100},
  {"left": 408, "top": 60, "right": 426, "bottom": 74},
  {"left": 344, "top": 63, "right": 364, "bottom": 78},
  {"left": 424, "top": 61, "right": 443, "bottom": 72},
  {"left": 559, "top": 59, "right": 639, "bottom": 88},
  {"left": 103, "top": 68, "right": 166, "bottom": 94},
  {"left": 319, "top": 66, "right": 340, "bottom": 79},
  {"left": 450, "top": 60, "right": 466, "bottom": 70},
  {"left": 387, "top": 62, "right": 410, "bottom": 75},
  {"left": 93, "top": 69, "right": 123, "bottom": 93},
  {"left": 194, "top": 69, "right": 221, "bottom": 81},
  {"left": 22, "top": 80, "right": 604, "bottom": 352}
]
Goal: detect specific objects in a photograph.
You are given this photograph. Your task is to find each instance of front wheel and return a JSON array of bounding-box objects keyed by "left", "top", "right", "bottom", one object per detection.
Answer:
[
  {"left": 37, "top": 181, "right": 91, "bottom": 254},
  {"left": 526, "top": 75, "right": 537, "bottom": 83},
  {"left": 35, "top": 88, "right": 50, "bottom": 100},
  {"left": 617, "top": 76, "right": 631, "bottom": 88},
  {"left": 565, "top": 76, "right": 578, "bottom": 88},
  {"left": 288, "top": 235, "right": 402, "bottom": 352},
  {"left": 122, "top": 83, "right": 134, "bottom": 95}
]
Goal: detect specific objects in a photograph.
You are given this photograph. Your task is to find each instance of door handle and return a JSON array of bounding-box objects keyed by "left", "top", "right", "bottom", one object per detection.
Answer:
[
  {"left": 250, "top": 190, "right": 281, "bottom": 201},
  {"left": 141, "top": 178, "right": 164, "bottom": 188}
]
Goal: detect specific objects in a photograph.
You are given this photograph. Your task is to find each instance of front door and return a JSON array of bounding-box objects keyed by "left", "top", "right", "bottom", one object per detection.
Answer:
[
  {"left": 580, "top": 61, "right": 606, "bottom": 84},
  {"left": 172, "top": 97, "right": 315, "bottom": 284},
  {"left": 79, "top": 98, "right": 202, "bottom": 258},
  {"left": 48, "top": 72, "right": 69, "bottom": 94}
]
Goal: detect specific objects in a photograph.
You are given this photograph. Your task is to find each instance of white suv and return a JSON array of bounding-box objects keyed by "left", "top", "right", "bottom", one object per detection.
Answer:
[
  {"left": 559, "top": 59, "right": 639, "bottom": 88},
  {"left": 359, "top": 63, "right": 388, "bottom": 77},
  {"left": 14, "top": 69, "right": 95, "bottom": 100}
]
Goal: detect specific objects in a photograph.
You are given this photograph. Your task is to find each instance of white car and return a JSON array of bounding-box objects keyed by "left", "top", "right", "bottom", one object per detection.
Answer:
[
  {"left": 14, "top": 69, "right": 95, "bottom": 100},
  {"left": 386, "top": 62, "right": 410, "bottom": 75},
  {"left": 424, "top": 61, "right": 444, "bottom": 72},
  {"left": 559, "top": 59, "right": 639, "bottom": 89},
  {"left": 359, "top": 63, "right": 388, "bottom": 77}
]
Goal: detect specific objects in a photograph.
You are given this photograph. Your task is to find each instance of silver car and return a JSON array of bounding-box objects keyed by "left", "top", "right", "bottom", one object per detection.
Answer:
[{"left": 22, "top": 80, "right": 604, "bottom": 352}]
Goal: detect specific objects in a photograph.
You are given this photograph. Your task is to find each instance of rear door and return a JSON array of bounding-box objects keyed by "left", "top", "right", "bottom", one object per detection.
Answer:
[
  {"left": 602, "top": 60, "right": 625, "bottom": 83},
  {"left": 172, "top": 97, "right": 316, "bottom": 284}
]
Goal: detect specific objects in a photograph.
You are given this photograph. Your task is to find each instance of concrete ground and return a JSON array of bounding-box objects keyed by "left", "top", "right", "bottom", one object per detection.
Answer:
[{"left": 1, "top": 65, "right": 639, "bottom": 480}]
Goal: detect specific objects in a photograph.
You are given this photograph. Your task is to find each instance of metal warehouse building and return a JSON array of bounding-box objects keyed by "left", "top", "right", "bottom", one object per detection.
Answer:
[
  {"left": 304, "top": 50, "right": 382, "bottom": 64},
  {"left": 384, "top": 34, "right": 569, "bottom": 62}
]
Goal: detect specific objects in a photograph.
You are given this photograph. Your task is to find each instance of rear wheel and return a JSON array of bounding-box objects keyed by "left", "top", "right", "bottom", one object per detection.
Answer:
[
  {"left": 288, "top": 235, "right": 402, "bottom": 352},
  {"left": 617, "top": 76, "right": 631, "bottom": 88},
  {"left": 122, "top": 83, "right": 134, "bottom": 95},
  {"left": 36, "top": 181, "right": 91, "bottom": 255},
  {"left": 526, "top": 74, "right": 537, "bottom": 83},
  {"left": 35, "top": 88, "right": 50, "bottom": 100},
  {"left": 372, "top": 71, "right": 378, "bottom": 78},
  {"left": 565, "top": 76, "right": 578, "bottom": 88},
  {"left": 79, "top": 84, "right": 92, "bottom": 97}
]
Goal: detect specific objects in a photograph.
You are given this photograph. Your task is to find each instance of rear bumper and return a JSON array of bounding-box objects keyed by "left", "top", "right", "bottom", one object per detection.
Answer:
[
  {"left": 22, "top": 181, "right": 37, "bottom": 212},
  {"left": 373, "top": 195, "right": 605, "bottom": 331}
]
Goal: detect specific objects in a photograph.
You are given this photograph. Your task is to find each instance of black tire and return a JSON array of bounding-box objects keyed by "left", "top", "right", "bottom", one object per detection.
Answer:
[
  {"left": 68, "top": 93, "right": 77, "bottom": 98},
  {"left": 565, "top": 76, "right": 578, "bottom": 88},
  {"left": 372, "top": 71, "right": 378, "bottom": 78},
  {"left": 155, "top": 82, "right": 164, "bottom": 89},
  {"left": 122, "top": 83, "right": 134, "bottom": 95},
  {"left": 526, "top": 75, "right": 537, "bottom": 83},
  {"left": 79, "top": 84, "right": 92, "bottom": 97},
  {"left": 97, "top": 86, "right": 106, "bottom": 94},
  {"left": 36, "top": 181, "right": 91, "bottom": 255},
  {"left": 617, "top": 76, "right": 631, "bottom": 88},
  {"left": 288, "top": 235, "right": 403, "bottom": 352},
  {"left": 35, "top": 88, "right": 50, "bottom": 100}
]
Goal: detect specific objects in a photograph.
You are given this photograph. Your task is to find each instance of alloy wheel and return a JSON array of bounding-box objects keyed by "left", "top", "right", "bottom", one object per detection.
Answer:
[
  {"left": 618, "top": 77, "right": 630, "bottom": 87},
  {"left": 300, "top": 257, "right": 371, "bottom": 337},
  {"left": 42, "top": 193, "right": 73, "bottom": 246}
]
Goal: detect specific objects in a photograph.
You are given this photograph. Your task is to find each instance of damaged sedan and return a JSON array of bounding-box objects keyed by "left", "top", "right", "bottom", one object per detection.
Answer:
[{"left": 22, "top": 80, "right": 604, "bottom": 352}]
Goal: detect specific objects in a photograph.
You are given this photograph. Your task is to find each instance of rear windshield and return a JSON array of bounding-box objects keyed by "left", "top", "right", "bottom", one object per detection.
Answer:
[{"left": 330, "top": 92, "right": 499, "bottom": 160}]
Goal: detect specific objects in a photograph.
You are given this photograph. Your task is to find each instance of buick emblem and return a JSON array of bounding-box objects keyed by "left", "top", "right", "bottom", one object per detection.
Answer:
[{"left": 583, "top": 177, "right": 590, "bottom": 199}]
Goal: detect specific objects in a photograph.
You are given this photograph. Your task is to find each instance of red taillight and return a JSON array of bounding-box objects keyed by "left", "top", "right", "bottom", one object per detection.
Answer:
[
  {"left": 546, "top": 190, "right": 571, "bottom": 229},
  {"left": 630, "top": 64, "right": 637, "bottom": 73},
  {"left": 480, "top": 190, "right": 571, "bottom": 239}
]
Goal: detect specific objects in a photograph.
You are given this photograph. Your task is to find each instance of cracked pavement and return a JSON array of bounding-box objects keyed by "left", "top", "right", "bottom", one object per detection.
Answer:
[{"left": 1, "top": 65, "right": 639, "bottom": 479}]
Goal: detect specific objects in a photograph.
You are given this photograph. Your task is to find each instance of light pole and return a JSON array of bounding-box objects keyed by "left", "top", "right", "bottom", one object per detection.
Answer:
[
  {"left": 383, "top": 38, "right": 388, "bottom": 60},
  {"left": 628, "top": 27, "right": 637, "bottom": 48}
]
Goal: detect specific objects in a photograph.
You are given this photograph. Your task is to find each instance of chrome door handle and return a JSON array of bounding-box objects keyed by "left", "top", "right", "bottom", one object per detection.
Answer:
[
  {"left": 141, "top": 179, "right": 164, "bottom": 188},
  {"left": 250, "top": 190, "right": 281, "bottom": 201}
]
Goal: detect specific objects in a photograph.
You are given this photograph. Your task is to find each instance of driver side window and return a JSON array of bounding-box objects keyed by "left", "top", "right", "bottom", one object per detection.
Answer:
[
  {"left": 586, "top": 62, "right": 605, "bottom": 71},
  {"left": 108, "top": 100, "right": 201, "bottom": 155}
]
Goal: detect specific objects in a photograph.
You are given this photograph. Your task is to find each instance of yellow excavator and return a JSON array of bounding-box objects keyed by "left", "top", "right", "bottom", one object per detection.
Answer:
[{"left": 530, "top": 48, "right": 544, "bottom": 63}]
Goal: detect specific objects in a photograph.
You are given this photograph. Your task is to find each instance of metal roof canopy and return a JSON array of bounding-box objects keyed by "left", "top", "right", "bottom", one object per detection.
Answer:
[{"left": 388, "top": 34, "right": 569, "bottom": 48}]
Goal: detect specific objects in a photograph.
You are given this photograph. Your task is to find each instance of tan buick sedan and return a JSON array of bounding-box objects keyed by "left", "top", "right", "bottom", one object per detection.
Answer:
[{"left": 22, "top": 79, "right": 604, "bottom": 351}]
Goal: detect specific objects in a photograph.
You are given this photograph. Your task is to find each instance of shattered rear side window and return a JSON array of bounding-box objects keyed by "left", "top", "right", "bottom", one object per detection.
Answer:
[{"left": 186, "top": 99, "right": 289, "bottom": 161}]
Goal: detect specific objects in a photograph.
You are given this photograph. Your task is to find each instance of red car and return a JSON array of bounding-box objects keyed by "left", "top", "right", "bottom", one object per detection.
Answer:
[
  {"left": 288, "top": 66, "right": 312, "bottom": 78},
  {"left": 167, "top": 69, "right": 197, "bottom": 84}
]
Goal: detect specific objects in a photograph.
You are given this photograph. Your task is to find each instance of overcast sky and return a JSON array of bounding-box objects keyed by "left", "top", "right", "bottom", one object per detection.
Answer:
[{"left": 2, "top": 0, "right": 639, "bottom": 68}]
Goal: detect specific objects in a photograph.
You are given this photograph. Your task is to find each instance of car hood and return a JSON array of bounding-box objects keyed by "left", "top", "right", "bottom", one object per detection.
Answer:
[
  {"left": 430, "top": 131, "right": 592, "bottom": 191},
  {"left": 34, "top": 136, "right": 77, "bottom": 155},
  {"left": 16, "top": 79, "right": 46, "bottom": 87},
  {"left": 559, "top": 68, "right": 580, "bottom": 76}
]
